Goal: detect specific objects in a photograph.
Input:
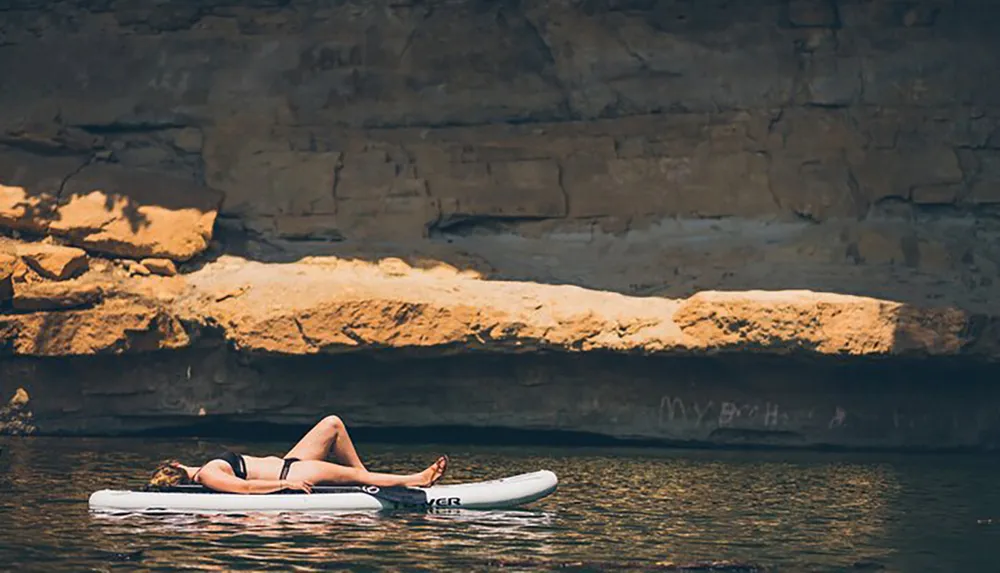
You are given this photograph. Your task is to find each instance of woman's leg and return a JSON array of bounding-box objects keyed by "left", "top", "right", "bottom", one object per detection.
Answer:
[
  {"left": 284, "top": 415, "right": 366, "bottom": 470},
  {"left": 288, "top": 457, "right": 448, "bottom": 488}
]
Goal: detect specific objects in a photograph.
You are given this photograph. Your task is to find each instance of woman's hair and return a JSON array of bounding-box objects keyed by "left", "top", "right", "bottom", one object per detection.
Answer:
[{"left": 147, "top": 460, "right": 192, "bottom": 489}]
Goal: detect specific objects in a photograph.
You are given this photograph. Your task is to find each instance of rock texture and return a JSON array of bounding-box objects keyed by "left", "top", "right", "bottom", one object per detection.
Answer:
[
  {"left": 0, "top": 152, "right": 223, "bottom": 261},
  {"left": 8, "top": 349, "right": 1000, "bottom": 449},
  {"left": 0, "top": 0, "right": 997, "bottom": 241},
  {"left": 16, "top": 243, "right": 88, "bottom": 281},
  {"left": 11, "top": 281, "right": 105, "bottom": 312},
  {"left": 0, "top": 235, "right": 998, "bottom": 446},
  {"left": 0, "top": 241, "right": 995, "bottom": 360},
  {"left": 141, "top": 258, "right": 177, "bottom": 277},
  {"left": 2, "top": 0, "right": 1000, "bottom": 447}
]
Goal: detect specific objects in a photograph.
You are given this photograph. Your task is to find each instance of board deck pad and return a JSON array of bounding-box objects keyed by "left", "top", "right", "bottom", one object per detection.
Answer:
[
  {"left": 90, "top": 470, "right": 558, "bottom": 513},
  {"left": 155, "top": 484, "right": 433, "bottom": 507}
]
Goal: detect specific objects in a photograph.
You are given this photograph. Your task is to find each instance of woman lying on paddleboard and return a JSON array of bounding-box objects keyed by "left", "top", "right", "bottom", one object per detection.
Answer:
[{"left": 147, "top": 415, "right": 448, "bottom": 494}]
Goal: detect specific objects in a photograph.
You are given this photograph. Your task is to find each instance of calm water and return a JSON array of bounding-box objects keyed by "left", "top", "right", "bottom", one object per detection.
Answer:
[{"left": 1, "top": 437, "right": 999, "bottom": 572}]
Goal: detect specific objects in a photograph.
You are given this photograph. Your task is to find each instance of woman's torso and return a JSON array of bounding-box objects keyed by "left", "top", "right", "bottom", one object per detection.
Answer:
[
  {"left": 240, "top": 455, "right": 288, "bottom": 480},
  {"left": 205, "top": 453, "right": 286, "bottom": 481}
]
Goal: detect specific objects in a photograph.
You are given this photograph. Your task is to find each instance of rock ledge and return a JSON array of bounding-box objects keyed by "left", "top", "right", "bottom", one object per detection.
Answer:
[{"left": 0, "top": 249, "right": 994, "bottom": 361}]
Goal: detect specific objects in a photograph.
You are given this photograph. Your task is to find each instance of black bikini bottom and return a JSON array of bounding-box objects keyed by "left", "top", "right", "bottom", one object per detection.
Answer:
[{"left": 280, "top": 457, "right": 300, "bottom": 480}]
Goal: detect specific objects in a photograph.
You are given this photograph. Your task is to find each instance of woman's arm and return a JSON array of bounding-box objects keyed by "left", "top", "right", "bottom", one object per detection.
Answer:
[{"left": 196, "top": 466, "right": 312, "bottom": 495}]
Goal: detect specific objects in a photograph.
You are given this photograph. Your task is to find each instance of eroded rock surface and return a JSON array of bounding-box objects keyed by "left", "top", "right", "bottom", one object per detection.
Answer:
[
  {"left": 141, "top": 258, "right": 177, "bottom": 277},
  {"left": 55, "top": 164, "right": 223, "bottom": 261},
  {"left": 0, "top": 151, "right": 223, "bottom": 261},
  {"left": 0, "top": 235, "right": 997, "bottom": 360},
  {"left": 5, "top": 345, "right": 1000, "bottom": 449},
  {"left": 11, "top": 280, "right": 105, "bottom": 312},
  {"left": 16, "top": 243, "right": 88, "bottom": 281},
  {"left": 0, "top": 230, "right": 998, "bottom": 446},
  {"left": 0, "top": 0, "right": 997, "bottom": 241},
  {"left": 2, "top": 0, "right": 1000, "bottom": 446}
]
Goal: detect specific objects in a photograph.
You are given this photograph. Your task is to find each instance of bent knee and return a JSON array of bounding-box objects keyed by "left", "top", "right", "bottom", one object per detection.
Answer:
[{"left": 321, "top": 415, "right": 344, "bottom": 430}]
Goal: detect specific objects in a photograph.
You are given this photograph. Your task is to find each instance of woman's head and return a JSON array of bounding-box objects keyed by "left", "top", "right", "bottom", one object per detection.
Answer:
[{"left": 148, "top": 460, "right": 192, "bottom": 489}]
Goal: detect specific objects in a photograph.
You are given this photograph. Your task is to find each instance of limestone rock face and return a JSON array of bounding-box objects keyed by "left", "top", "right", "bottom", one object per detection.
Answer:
[
  {"left": 0, "top": 151, "right": 223, "bottom": 261},
  {"left": 1, "top": 299, "right": 189, "bottom": 354},
  {"left": 673, "top": 291, "right": 969, "bottom": 356},
  {"left": 0, "top": 0, "right": 996, "bottom": 241},
  {"left": 16, "top": 243, "right": 89, "bottom": 281},
  {"left": 0, "top": 249, "right": 997, "bottom": 361},
  {"left": 0, "top": 152, "right": 82, "bottom": 234},
  {"left": 55, "top": 164, "right": 223, "bottom": 261},
  {"left": 0, "top": 242, "right": 998, "bottom": 447},
  {"left": 2, "top": 1, "right": 1000, "bottom": 447}
]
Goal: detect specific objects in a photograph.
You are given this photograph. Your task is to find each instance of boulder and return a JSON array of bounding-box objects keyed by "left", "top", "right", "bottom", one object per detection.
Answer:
[
  {"left": 16, "top": 243, "right": 89, "bottom": 281},
  {"left": 141, "top": 258, "right": 177, "bottom": 277},
  {"left": 56, "top": 164, "right": 225, "bottom": 262},
  {"left": 11, "top": 281, "right": 103, "bottom": 311}
]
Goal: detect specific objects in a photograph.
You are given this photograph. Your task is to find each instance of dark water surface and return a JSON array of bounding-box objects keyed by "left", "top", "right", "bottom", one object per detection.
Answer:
[{"left": 1, "top": 437, "right": 999, "bottom": 572}]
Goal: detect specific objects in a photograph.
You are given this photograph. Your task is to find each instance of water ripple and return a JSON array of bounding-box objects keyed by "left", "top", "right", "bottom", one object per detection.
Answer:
[{"left": 3, "top": 439, "right": 1000, "bottom": 571}]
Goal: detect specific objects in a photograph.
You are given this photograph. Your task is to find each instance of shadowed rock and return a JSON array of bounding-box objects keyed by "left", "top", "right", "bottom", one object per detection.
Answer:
[{"left": 0, "top": 151, "right": 224, "bottom": 262}]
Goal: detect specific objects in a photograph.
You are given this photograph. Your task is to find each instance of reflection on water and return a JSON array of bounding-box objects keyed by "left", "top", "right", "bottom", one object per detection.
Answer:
[
  {"left": 92, "top": 509, "right": 560, "bottom": 570},
  {"left": 2, "top": 437, "right": 1000, "bottom": 571}
]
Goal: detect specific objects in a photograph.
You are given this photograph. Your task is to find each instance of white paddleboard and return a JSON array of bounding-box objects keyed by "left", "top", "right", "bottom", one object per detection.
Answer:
[{"left": 89, "top": 470, "right": 558, "bottom": 514}]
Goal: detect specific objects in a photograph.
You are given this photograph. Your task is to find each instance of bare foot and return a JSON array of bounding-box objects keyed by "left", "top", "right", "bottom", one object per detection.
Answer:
[{"left": 415, "top": 455, "right": 449, "bottom": 487}]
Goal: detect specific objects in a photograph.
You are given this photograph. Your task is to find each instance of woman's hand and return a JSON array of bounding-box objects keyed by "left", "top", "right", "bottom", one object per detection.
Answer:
[{"left": 281, "top": 479, "right": 313, "bottom": 494}]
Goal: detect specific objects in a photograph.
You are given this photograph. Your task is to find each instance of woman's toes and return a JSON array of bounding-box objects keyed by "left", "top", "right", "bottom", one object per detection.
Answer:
[{"left": 430, "top": 455, "right": 448, "bottom": 485}]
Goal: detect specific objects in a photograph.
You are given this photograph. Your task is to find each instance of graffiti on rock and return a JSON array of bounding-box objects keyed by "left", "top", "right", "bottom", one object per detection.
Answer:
[{"left": 659, "top": 395, "right": 847, "bottom": 431}]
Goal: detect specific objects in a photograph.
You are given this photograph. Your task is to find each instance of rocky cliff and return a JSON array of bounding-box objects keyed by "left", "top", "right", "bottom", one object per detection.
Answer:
[{"left": 2, "top": 0, "right": 1000, "bottom": 448}]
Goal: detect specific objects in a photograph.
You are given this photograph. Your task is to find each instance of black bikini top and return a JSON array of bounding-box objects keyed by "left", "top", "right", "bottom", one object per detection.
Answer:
[{"left": 214, "top": 450, "right": 247, "bottom": 479}]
